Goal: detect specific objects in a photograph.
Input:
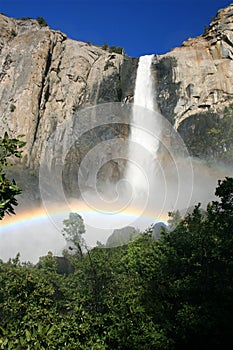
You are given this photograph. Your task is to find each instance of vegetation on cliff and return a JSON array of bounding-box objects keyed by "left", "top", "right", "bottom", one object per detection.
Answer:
[{"left": 178, "top": 104, "right": 233, "bottom": 162}]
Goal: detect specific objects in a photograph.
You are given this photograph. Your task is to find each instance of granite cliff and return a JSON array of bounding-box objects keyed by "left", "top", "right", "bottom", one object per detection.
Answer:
[
  {"left": 155, "top": 4, "right": 233, "bottom": 161},
  {"left": 0, "top": 14, "right": 137, "bottom": 198},
  {"left": 0, "top": 15, "right": 136, "bottom": 161},
  {"left": 0, "top": 5, "right": 233, "bottom": 200}
]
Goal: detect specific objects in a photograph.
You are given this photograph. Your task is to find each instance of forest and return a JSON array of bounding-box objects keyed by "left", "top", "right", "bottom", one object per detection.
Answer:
[{"left": 0, "top": 135, "right": 232, "bottom": 349}]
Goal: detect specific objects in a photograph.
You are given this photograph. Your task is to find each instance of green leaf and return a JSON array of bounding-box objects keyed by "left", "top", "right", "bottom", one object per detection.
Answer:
[{"left": 25, "top": 329, "right": 31, "bottom": 342}]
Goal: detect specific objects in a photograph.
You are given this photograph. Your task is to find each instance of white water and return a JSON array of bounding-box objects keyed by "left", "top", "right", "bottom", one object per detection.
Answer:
[{"left": 125, "top": 54, "right": 160, "bottom": 195}]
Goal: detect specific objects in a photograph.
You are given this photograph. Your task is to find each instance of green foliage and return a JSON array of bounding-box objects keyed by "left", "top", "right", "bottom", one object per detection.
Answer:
[
  {"left": 0, "top": 178, "right": 232, "bottom": 348},
  {"left": 102, "top": 42, "right": 108, "bottom": 51},
  {"left": 0, "top": 254, "right": 97, "bottom": 349},
  {"left": 215, "top": 176, "right": 233, "bottom": 211},
  {"left": 178, "top": 104, "right": 233, "bottom": 162},
  {"left": 204, "top": 25, "right": 210, "bottom": 34},
  {"left": 167, "top": 209, "right": 182, "bottom": 231},
  {"left": 62, "top": 213, "right": 86, "bottom": 256},
  {"left": 102, "top": 42, "right": 124, "bottom": 54},
  {"left": 21, "top": 16, "right": 31, "bottom": 21},
  {"left": 0, "top": 132, "right": 26, "bottom": 219},
  {"left": 152, "top": 178, "right": 233, "bottom": 348},
  {"left": 109, "top": 45, "right": 124, "bottom": 54},
  {"left": 9, "top": 104, "right": 16, "bottom": 112},
  {"left": 104, "top": 60, "right": 116, "bottom": 71},
  {"left": 72, "top": 103, "right": 79, "bottom": 112},
  {"left": 55, "top": 66, "right": 61, "bottom": 74},
  {"left": 36, "top": 16, "right": 48, "bottom": 27},
  {"left": 10, "top": 29, "right": 17, "bottom": 37}
]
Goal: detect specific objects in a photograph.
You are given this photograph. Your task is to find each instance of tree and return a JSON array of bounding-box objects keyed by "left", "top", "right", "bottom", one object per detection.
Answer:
[
  {"left": 152, "top": 177, "right": 233, "bottom": 349},
  {"left": 109, "top": 45, "right": 124, "bottom": 55},
  {"left": 0, "top": 255, "right": 99, "bottom": 350},
  {"left": 62, "top": 213, "right": 86, "bottom": 257},
  {"left": 0, "top": 179, "right": 232, "bottom": 349},
  {"left": 102, "top": 42, "right": 108, "bottom": 51},
  {"left": 167, "top": 209, "right": 182, "bottom": 231},
  {"left": 36, "top": 16, "right": 48, "bottom": 27},
  {"left": 214, "top": 176, "right": 233, "bottom": 212},
  {"left": 0, "top": 132, "right": 25, "bottom": 219}
]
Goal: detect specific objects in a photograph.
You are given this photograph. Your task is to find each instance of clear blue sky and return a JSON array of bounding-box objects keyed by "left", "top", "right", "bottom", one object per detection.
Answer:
[{"left": 0, "top": 0, "right": 232, "bottom": 57}]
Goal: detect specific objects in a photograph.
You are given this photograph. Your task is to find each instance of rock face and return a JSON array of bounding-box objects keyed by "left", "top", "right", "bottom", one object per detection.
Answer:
[
  {"left": 106, "top": 226, "right": 139, "bottom": 247},
  {"left": 155, "top": 4, "right": 233, "bottom": 161},
  {"left": 0, "top": 15, "right": 137, "bottom": 183},
  {"left": 152, "top": 222, "right": 167, "bottom": 241},
  {"left": 156, "top": 4, "right": 233, "bottom": 125},
  {"left": 1, "top": 5, "right": 233, "bottom": 199}
]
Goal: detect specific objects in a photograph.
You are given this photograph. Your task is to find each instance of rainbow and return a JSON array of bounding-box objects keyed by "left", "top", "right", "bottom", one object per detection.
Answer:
[
  {"left": 0, "top": 200, "right": 169, "bottom": 233},
  {"left": 0, "top": 201, "right": 169, "bottom": 262}
]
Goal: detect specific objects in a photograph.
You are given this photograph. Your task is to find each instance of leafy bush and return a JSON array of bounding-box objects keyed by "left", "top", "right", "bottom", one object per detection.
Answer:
[
  {"left": 72, "top": 104, "right": 79, "bottom": 112},
  {"left": 102, "top": 43, "right": 124, "bottom": 54},
  {"left": 102, "top": 42, "right": 108, "bottom": 51},
  {"left": 104, "top": 60, "right": 116, "bottom": 71},
  {"left": 0, "top": 178, "right": 232, "bottom": 348},
  {"left": 36, "top": 16, "right": 48, "bottom": 27},
  {"left": 10, "top": 29, "right": 17, "bottom": 37},
  {"left": 178, "top": 103, "right": 233, "bottom": 162},
  {"left": 10, "top": 104, "right": 16, "bottom": 112},
  {"left": 0, "top": 132, "right": 25, "bottom": 219},
  {"left": 109, "top": 46, "right": 124, "bottom": 54}
]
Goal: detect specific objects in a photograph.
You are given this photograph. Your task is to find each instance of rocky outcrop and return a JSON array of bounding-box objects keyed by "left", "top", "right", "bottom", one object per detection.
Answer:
[
  {"left": 0, "top": 15, "right": 138, "bottom": 179},
  {"left": 156, "top": 5, "right": 233, "bottom": 126},
  {"left": 1, "top": 4, "right": 233, "bottom": 198},
  {"left": 106, "top": 226, "right": 139, "bottom": 247},
  {"left": 155, "top": 4, "right": 233, "bottom": 160},
  {"left": 152, "top": 222, "right": 167, "bottom": 241}
]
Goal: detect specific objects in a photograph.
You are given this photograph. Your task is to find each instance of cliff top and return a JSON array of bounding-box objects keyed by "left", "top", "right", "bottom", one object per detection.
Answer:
[{"left": 172, "top": 3, "right": 233, "bottom": 49}]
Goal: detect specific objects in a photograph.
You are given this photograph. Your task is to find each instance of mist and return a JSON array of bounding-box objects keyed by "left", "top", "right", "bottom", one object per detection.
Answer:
[
  {"left": 0, "top": 72, "right": 232, "bottom": 262},
  {"left": 1, "top": 152, "right": 232, "bottom": 263}
]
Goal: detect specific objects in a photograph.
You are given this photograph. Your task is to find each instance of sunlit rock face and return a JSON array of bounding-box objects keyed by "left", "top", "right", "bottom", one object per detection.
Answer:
[
  {"left": 1, "top": 4, "right": 233, "bottom": 201},
  {"left": 0, "top": 14, "right": 137, "bottom": 196},
  {"left": 156, "top": 4, "right": 233, "bottom": 125},
  {"left": 155, "top": 4, "right": 233, "bottom": 161},
  {"left": 106, "top": 226, "right": 139, "bottom": 247}
]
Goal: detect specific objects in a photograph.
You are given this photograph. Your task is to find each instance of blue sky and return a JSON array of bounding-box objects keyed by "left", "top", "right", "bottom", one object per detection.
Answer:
[{"left": 0, "top": 0, "right": 232, "bottom": 57}]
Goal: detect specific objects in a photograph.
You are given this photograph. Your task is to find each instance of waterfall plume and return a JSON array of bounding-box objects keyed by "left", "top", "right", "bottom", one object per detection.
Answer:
[{"left": 125, "top": 54, "right": 160, "bottom": 196}]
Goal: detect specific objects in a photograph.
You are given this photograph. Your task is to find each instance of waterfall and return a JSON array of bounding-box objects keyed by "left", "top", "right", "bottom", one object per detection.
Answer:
[
  {"left": 132, "top": 54, "right": 155, "bottom": 110},
  {"left": 125, "top": 54, "right": 160, "bottom": 196}
]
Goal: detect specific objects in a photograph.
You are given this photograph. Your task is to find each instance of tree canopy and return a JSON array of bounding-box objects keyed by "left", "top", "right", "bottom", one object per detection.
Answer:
[
  {"left": 62, "top": 212, "right": 86, "bottom": 257},
  {"left": 0, "top": 177, "right": 232, "bottom": 349},
  {"left": 0, "top": 132, "right": 25, "bottom": 219}
]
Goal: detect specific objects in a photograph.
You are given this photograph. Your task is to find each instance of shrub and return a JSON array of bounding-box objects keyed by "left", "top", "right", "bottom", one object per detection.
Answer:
[
  {"left": 102, "top": 42, "right": 108, "bottom": 51},
  {"left": 102, "top": 43, "right": 124, "bottom": 55},
  {"left": 104, "top": 60, "right": 115, "bottom": 71},
  {"left": 10, "top": 29, "right": 17, "bottom": 37},
  {"left": 109, "top": 46, "right": 124, "bottom": 54},
  {"left": 204, "top": 25, "right": 210, "bottom": 34},
  {"left": 10, "top": 104, "right": 16, "bottom": 112},
  {"left": 72, "top": 104, "right": 79, "bottom": 112},
  {"left": 36, "top": 16, "right": 48, "bottom": 27}
]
